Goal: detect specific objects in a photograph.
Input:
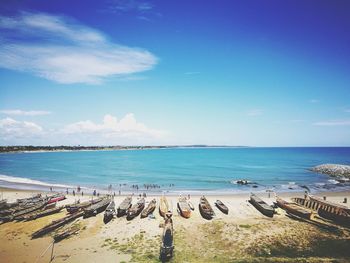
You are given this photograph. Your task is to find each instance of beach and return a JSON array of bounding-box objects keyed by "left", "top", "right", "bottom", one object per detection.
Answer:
[{"left": 1, "top": 187, "right": 350, "bottom": 263}]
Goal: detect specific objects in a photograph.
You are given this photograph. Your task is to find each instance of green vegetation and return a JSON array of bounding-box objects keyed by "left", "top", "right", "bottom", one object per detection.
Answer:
[{"left": 100, "top": 219, "right": 350, "bottom": 263}]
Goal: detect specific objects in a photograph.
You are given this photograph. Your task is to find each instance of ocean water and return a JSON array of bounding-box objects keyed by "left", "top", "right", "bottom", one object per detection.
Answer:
[{"left": 0, "top": 147, "right": 349, "bottom": 194}]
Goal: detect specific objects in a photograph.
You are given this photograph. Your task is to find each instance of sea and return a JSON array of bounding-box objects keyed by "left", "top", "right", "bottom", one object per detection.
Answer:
[{"left": 0, "top": 147, "right": 349, "bottom": 195}]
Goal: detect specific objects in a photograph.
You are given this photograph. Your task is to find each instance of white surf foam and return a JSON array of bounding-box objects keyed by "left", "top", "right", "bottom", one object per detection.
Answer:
[{"left": 0, "top": 174, "right": 74, "bottom": 189}]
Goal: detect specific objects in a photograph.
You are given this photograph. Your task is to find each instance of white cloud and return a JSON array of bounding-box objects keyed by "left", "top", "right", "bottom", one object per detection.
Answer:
[
  {"left": 0, "top": 114, "right": 167, "bottom": 145},
  {"left": 313, "top": 120, "right": 350, "bottom": 126},
  {"left": 108, "top": 0, "right": 153, "bottom": 12},
  {"left": 62, "top": 113, "right": 165, "bottom": 140},
  {"left": 246, "top": 109, "right": 263, "bottom": 116},
  {"left": 0, "top": 12, "right": 157, "bottom": 84},
  {"left": 0, "top": 117, "right": 43, "bottom": 139},
  {"left": 0, "top": 109, "right": 51, "bottom": 116}
]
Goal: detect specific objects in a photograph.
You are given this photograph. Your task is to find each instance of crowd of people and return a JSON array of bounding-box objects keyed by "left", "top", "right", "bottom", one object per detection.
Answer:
[{"left": 50, "top": 182, "right": 176, "bottom": 196}]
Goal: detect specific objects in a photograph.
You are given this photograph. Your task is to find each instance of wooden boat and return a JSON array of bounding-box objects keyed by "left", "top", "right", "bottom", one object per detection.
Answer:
[
  {"left": 188, "top": 201, "right": 195, "bottom": 211},
  {"left": 17, "top": 193, "right": 42, "bottom": 204},
  {"left": 318, "top": 207, "right": 350, "bottom": 227},
  {"left": 215, "top": 200, "right": 229, "bottom": 214},
  {"left": 14, "top": 202, "right": 58, "bottom": 221},
  {"left": 117, "top": 196, "right": 132, "bottom": 217},
  {"left": 159, "top": 196, "right": 170, "bottom": 218},
  {"left": 24, "top": 206, "right": 64, "bottom": 221},
  {"left": 0, "top": 200, "right": 7, "bottom": 209},
  {"left": 32, "top": 211, "right": 84, "bottom": 239},
  {"left": 84, "top": 198, "right": 110, "bottom": 218},
  {"left": 103, "top": 200, "right": 115, "bottom": 223},
  {"left": 249, "top": 193, "right": 274, "bottom": 217},
  {"left": 199, "top": 196, "right": 215, "bottom": 220},
  {"left": 141, "top": 199, "right": 156, "bottom": 218},
  {"left": 0, "top": 201, "right": 18, "bottom": 212},
  {"left": 159, "top": 212, "right": 174, "bottom": 261},
  {"left": 177, "top": 196, "right": 191, "bottom": 218},
  {"left": 127, "top": 198, "right": 145, "bottom": 220},
  {"left": 309, "top": 195, "right": 350, "bottom": 212},
  {"left": 292, "top": 196, "right": 350, "bottom": 226},
  {"left": 54, "top": 224, "right": 80, "bottom": 242},
  {"left": 66, "top": 198, "right": 103, "bottom": 214},
  {"left": 47, "top": 194, "right": 66, "bottom": 204},
  {"left": 2, "top": 201, "right": 47, "bottom": 222},
  {"left": 276, "top": 197, "right": 314, "bottom": 220}
]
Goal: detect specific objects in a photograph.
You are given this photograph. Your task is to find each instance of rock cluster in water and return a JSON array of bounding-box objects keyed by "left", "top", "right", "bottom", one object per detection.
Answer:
[{"left": 311, "top": 164, "right": 350, "bottom": 178}]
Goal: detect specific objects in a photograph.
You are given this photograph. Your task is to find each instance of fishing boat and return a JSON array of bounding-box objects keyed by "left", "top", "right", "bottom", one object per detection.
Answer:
[
  {"left": 117, "top": 196, "right": 132, "bottom": 217},
  {"left": 275, "top": 197, "right": 314, "bottom": 220},
  {"left": 293, "top": 195, "right": 350, "bottom": 226},
  {"left": 0, "top": 201, "right": 18, "bottom": 212},
  {"left": 84, "top": 198, "right": 110, "bottom": 218},
  {"left": 14, "top": 202, "right": 58, "bottom": 221},
  {"left": 127, "top": 198, "right": 145, "bottom": 220},
  {"left": 54, "top": 224, "right": 80, "bottom": 242},
  {"left": 188, "top": 201, "right": 195, "bottom": 211},
  {"left": 0, "top": 199, "right": 7, "bottom": 210},
  {"left": 47, "top": 194, "right": 66, "bottom": 204},
  {"left": 24, "top": 206, "right": 64, "bottom": 221},
  {"left": 215, "top": 200, "right": 229, "bottom": 214},
  {"left": 249, "top": 193, "right": 274, "bottom": 217},
  {"left": 177, "top": 196, "right": 191, "bottom": 218},
  {"left": 159, "top": 196, "right": 170, "bottom": 218},
  {"left": 103, "top": 200, "right": 115, "bottom": 223},
  {"left": 318, "top": 207, "right": 350, "bottom": 226},
  {"left": 17, "top": 194, "right": 42, "bottom": 204},
  {"left": 199, "top": 196, "right": 215, "bottom": 220},
  {"left": 66, "top": 198, "right": 103, "bottom": 214},
  {"left": 141, "top": 199, "right": 156, "bottom": 218},
  {"left": 159, "top": 212, "right": 174, "bottom": 261},
  {"left": 3, "top": 201, "right": 47, "bottom": 222},
  {"left": 32, "top": 211, "right": 84, "bottom": 239}
]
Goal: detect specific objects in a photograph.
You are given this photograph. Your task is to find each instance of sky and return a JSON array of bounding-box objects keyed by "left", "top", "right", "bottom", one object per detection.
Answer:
[{"left": 0, "top": 0, "right": 350, "bottom": 146}]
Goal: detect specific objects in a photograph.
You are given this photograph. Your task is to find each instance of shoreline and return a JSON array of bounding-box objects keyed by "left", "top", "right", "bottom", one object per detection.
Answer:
[
  {"left": 1, "top": 173, "right": 350, "bottom": 196},
  {"left": 1, "top": 186, "right": 349, "bottom": 199}
]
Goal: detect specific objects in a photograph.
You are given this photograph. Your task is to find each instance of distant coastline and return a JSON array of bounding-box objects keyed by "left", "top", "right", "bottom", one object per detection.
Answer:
[{"left": 0, "top": 145, "right": 249, "bottom": 153}]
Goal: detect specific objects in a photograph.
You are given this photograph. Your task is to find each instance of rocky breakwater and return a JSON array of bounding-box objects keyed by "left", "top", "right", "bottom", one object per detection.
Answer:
[{"left": 311, "top": 164, "right": 350, "bottom": 180}]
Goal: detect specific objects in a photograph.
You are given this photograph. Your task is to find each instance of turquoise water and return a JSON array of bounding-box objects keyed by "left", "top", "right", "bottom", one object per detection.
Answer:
[{"left": 0, "top": 147, "right": 349, "bottom": 194}]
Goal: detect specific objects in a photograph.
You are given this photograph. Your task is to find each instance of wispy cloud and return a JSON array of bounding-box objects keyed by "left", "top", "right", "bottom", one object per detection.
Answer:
[
  {"left": 0, "top": 117, "right": 43, "bottom": 139},
  {"left": 246, "top": 109, "right": 263, "bottom": 117},
  {"left": 0, "top": 109, "right": 51, "bottom": 116},
  {"left": 309, "top": 99, "right": 320, "bottom": 103},
  {"left": 345, "top": 109, "right": 350, "bottom": 113},
  {"left": 0, "top": 12, "right": 157, "bottom": 84},
  {"left": 313, "top": 119, "right": 350, "bottom": 126},
  {"left": 107, "top": 0, "right": 153, "bottom": 12}
]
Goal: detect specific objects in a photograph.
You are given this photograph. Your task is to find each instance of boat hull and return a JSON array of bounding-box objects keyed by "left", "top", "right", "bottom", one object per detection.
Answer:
[
  {"left": 249, "top": 194, "right": 274, "bottom": 218},
  {"left": 215, "top": 201, "right": 229, "bottom": 214},
  {"left": 199, "top": 197, "right": 215, "bottom": 220}
]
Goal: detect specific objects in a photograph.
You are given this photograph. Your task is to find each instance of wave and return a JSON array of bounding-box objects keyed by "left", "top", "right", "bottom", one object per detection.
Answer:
[{"left": 0, "top": 174, "right": 74, "bottom": 189}]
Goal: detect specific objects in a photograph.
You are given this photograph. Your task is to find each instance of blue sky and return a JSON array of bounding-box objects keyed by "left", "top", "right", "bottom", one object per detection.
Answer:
[{"left": 0, "top": 0, "right": 349, "bottom": 146}]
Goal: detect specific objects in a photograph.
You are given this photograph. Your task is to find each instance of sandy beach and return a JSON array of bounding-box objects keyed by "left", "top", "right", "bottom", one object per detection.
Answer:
[{"left": 0, "top": 187, "right": 349, "bottom": 263}]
